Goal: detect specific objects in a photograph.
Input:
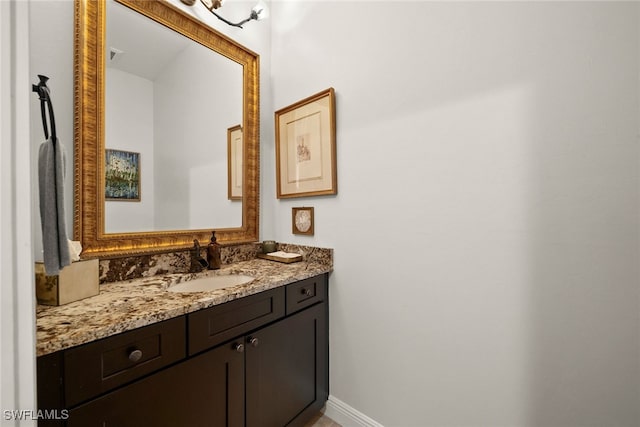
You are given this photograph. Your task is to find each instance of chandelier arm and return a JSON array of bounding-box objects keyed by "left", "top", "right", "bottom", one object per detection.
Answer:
[
  {"left": 199, "top": 0, "right": 255, "bottom": 28},
  {"left": 211, "top": 9, "right": 249, "bottom": 28}
]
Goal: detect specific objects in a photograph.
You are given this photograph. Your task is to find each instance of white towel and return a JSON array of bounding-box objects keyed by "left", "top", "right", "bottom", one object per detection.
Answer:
[
  {"left": 38, "top": 137, "right": 70, "bottom": 275},
  {"left": 68, "top": 239, "right": 82, "bottom": 262}
]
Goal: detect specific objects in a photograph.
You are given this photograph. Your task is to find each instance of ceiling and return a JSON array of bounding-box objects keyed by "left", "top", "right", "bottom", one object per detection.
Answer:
[{"left": 106, "top": 0, "right": 190, "bottom": 81}]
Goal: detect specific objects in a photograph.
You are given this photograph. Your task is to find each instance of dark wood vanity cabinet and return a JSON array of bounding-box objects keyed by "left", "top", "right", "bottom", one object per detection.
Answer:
[
  {"left": 68, "top": 341, "right": 245, "bottom": 427},
  {"left": 246, "top": 302, "right": 327, "bottom": 427},
  {"left": 37, "top": 274, "right": 328, "bottom": 427}
]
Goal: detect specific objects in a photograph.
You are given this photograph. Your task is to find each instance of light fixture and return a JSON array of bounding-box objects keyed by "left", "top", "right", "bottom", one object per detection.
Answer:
[{"left": 180, "top": 0, "right": 268, "bottom": 29}]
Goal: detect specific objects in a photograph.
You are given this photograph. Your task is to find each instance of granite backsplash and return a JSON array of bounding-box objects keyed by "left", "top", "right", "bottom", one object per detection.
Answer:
[{"left": 99, "top": 242, "right": 332, "bottom": 284}]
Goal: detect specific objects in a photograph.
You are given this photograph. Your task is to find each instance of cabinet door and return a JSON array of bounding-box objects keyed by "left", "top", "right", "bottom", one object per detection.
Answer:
[
  {"left": 68, "top": 340, "right": 245, "bottom": 427},
  {"left": 246, "top": 302, "right": 328, "bottom": 427}
]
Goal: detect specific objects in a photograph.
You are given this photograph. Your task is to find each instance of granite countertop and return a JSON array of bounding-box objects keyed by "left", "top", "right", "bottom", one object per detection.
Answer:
[{"left": 36, "top": 258, "right": 332, "bottom": 357}]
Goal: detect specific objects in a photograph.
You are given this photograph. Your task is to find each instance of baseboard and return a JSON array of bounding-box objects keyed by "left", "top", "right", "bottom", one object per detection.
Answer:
[{"left": 323, "top": 395, "right": 384, "bottom": 427}]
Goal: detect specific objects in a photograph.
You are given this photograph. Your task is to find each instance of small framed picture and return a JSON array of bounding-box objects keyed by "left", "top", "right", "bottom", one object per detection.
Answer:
[
  {"left": 275, "top": 88, "right": 336, "bottom": 198},
  {"left": 292, "top": 207, "right": 314, "bottom": 235},
  {"left": 105, "top": 149, "right": 140, "bottom": 201},
  {"left": 227, "top": 124, "right": 243, "bottom": 200}
]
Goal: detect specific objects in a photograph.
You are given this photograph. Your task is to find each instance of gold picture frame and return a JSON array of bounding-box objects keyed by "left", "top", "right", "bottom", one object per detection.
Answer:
[
  {"left": 73, "top": 0, "right": 260, "bottom": 258},
  {"left": 227, "top": 124, "right": 243, "bottom": 200},
  {"left": 275, "top": 88, "right": 336, "bottom": 198},
  {"left": 292, "top": 207, "right": 314, "bottom": 235}
]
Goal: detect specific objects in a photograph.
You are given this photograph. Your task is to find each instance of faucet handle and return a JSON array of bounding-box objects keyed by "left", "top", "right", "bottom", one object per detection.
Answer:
[{"left": 191, "top": 239, "right": 209, "bottom": 270}]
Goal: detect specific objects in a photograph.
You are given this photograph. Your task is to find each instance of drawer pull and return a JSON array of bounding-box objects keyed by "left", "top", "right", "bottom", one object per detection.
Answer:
[
  {"left": 128, "top": 349, "right": 143, "bottom": 363},
  {"left": 233, "top": 343, "right": 245, "bottom": 353},
  {"left": 248, "top": 336, "right": 259, "bottom": 347},
  {"left": 301, "top": 288, "right": 312, "bottom": 297}
]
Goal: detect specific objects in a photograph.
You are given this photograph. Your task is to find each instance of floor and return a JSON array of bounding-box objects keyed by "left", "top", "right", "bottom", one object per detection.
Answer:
[{"left": 303, "top": 412, "right": 341, "bottom": 427}]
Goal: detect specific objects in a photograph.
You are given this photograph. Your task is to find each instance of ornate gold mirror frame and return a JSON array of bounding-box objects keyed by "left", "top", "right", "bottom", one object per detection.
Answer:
[{"left": 74, "top": 0, "right": 259, "bottom": 258}]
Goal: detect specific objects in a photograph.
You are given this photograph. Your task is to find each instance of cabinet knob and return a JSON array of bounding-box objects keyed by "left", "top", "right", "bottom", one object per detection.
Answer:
[
  {"left": 128, "top": 349, "right": 143, "bottom": 362},
  {"left": 301, "top": 288, "right": 312, "bottom": 297},
  {"left": 233, "top": 343, "right": 245, "bottom": 353},
  {"left": 248, "top": 336, "right": 259, "bottom": 347}
]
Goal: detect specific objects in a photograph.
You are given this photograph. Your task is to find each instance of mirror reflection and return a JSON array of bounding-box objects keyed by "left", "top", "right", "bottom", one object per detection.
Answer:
[
  {"left": 104, "top": 0, "right": 242, "bottom": 233},
  {"left": 75, "top": 0, "right": 259, "bottom": 257}
]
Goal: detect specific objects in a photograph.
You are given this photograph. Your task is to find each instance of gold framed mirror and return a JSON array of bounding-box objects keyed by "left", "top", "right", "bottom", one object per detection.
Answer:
[{"left": 74, "top": 0, "right": 259, "bottom": 258}]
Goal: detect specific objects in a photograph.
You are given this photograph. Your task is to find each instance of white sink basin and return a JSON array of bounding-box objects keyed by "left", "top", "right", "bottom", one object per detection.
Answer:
[{"left": 168, "top": 274, "right": 254, "bottom": 293}]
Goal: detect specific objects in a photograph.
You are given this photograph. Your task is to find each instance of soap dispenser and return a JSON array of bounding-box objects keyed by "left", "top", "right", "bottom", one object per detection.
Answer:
[{"left": 207, "top": 231, "right": 221, "bottom": 270}]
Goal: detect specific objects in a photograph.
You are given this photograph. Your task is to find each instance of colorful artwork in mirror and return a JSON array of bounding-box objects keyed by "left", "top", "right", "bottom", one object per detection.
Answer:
[{"left": 105, "top": 149, "right": 141, "bottom": 201}]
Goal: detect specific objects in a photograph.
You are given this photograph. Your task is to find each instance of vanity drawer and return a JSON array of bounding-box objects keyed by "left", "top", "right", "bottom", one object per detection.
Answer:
[
  {"left": 188, "top": 287, "right": 285, "bottom": 355},
  {"left": 286, "top": 274, "right": 327, "bottom": 315},
  {"left": 64, "top": 317, "right": 186, "bottom": 407}
]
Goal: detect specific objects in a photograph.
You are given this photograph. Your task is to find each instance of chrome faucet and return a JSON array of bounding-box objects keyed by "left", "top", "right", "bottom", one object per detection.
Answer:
[{"left": 191, "top": 239, "right": 209, "bottom": 271}]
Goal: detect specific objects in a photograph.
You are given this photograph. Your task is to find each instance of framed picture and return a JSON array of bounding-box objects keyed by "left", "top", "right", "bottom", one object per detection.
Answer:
[
  {"left": 275, "top": 88, "right": 336, "bottom": 198},
  {"left": 292, "top": 207, "right": 314, "bottom": 235},
  {"left": 227, "top": 124, "right": 243, "bottom": 200},
  {"left": 105, "top": 149, "right": 140, "bottom": 201}
]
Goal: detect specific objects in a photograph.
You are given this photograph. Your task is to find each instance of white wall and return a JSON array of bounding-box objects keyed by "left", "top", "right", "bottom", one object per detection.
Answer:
[
  {"left": 153, "top": 42, "right": 242, "bottom": 230},
  {"left": 29, "top": 0, "right": 74, "bottom": 261},
  {"left": 270, "top": 2, "right": 640, "bottom": 426},
  {"left": 104, "top": 68, "right": 155, "bottom": 232},
  {"left": 2, "top": 0, "right": 37, "bottom": 424}
]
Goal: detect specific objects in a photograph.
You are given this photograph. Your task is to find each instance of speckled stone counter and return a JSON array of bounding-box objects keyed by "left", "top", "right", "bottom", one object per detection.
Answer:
[{"left": 36, "top": 252, "right": 332, "bottom": 357}]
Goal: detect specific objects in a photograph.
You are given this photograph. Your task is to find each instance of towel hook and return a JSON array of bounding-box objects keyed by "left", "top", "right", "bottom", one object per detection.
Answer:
[{"left": 32, "top": 74, "right": 57, "bottom": 145}]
